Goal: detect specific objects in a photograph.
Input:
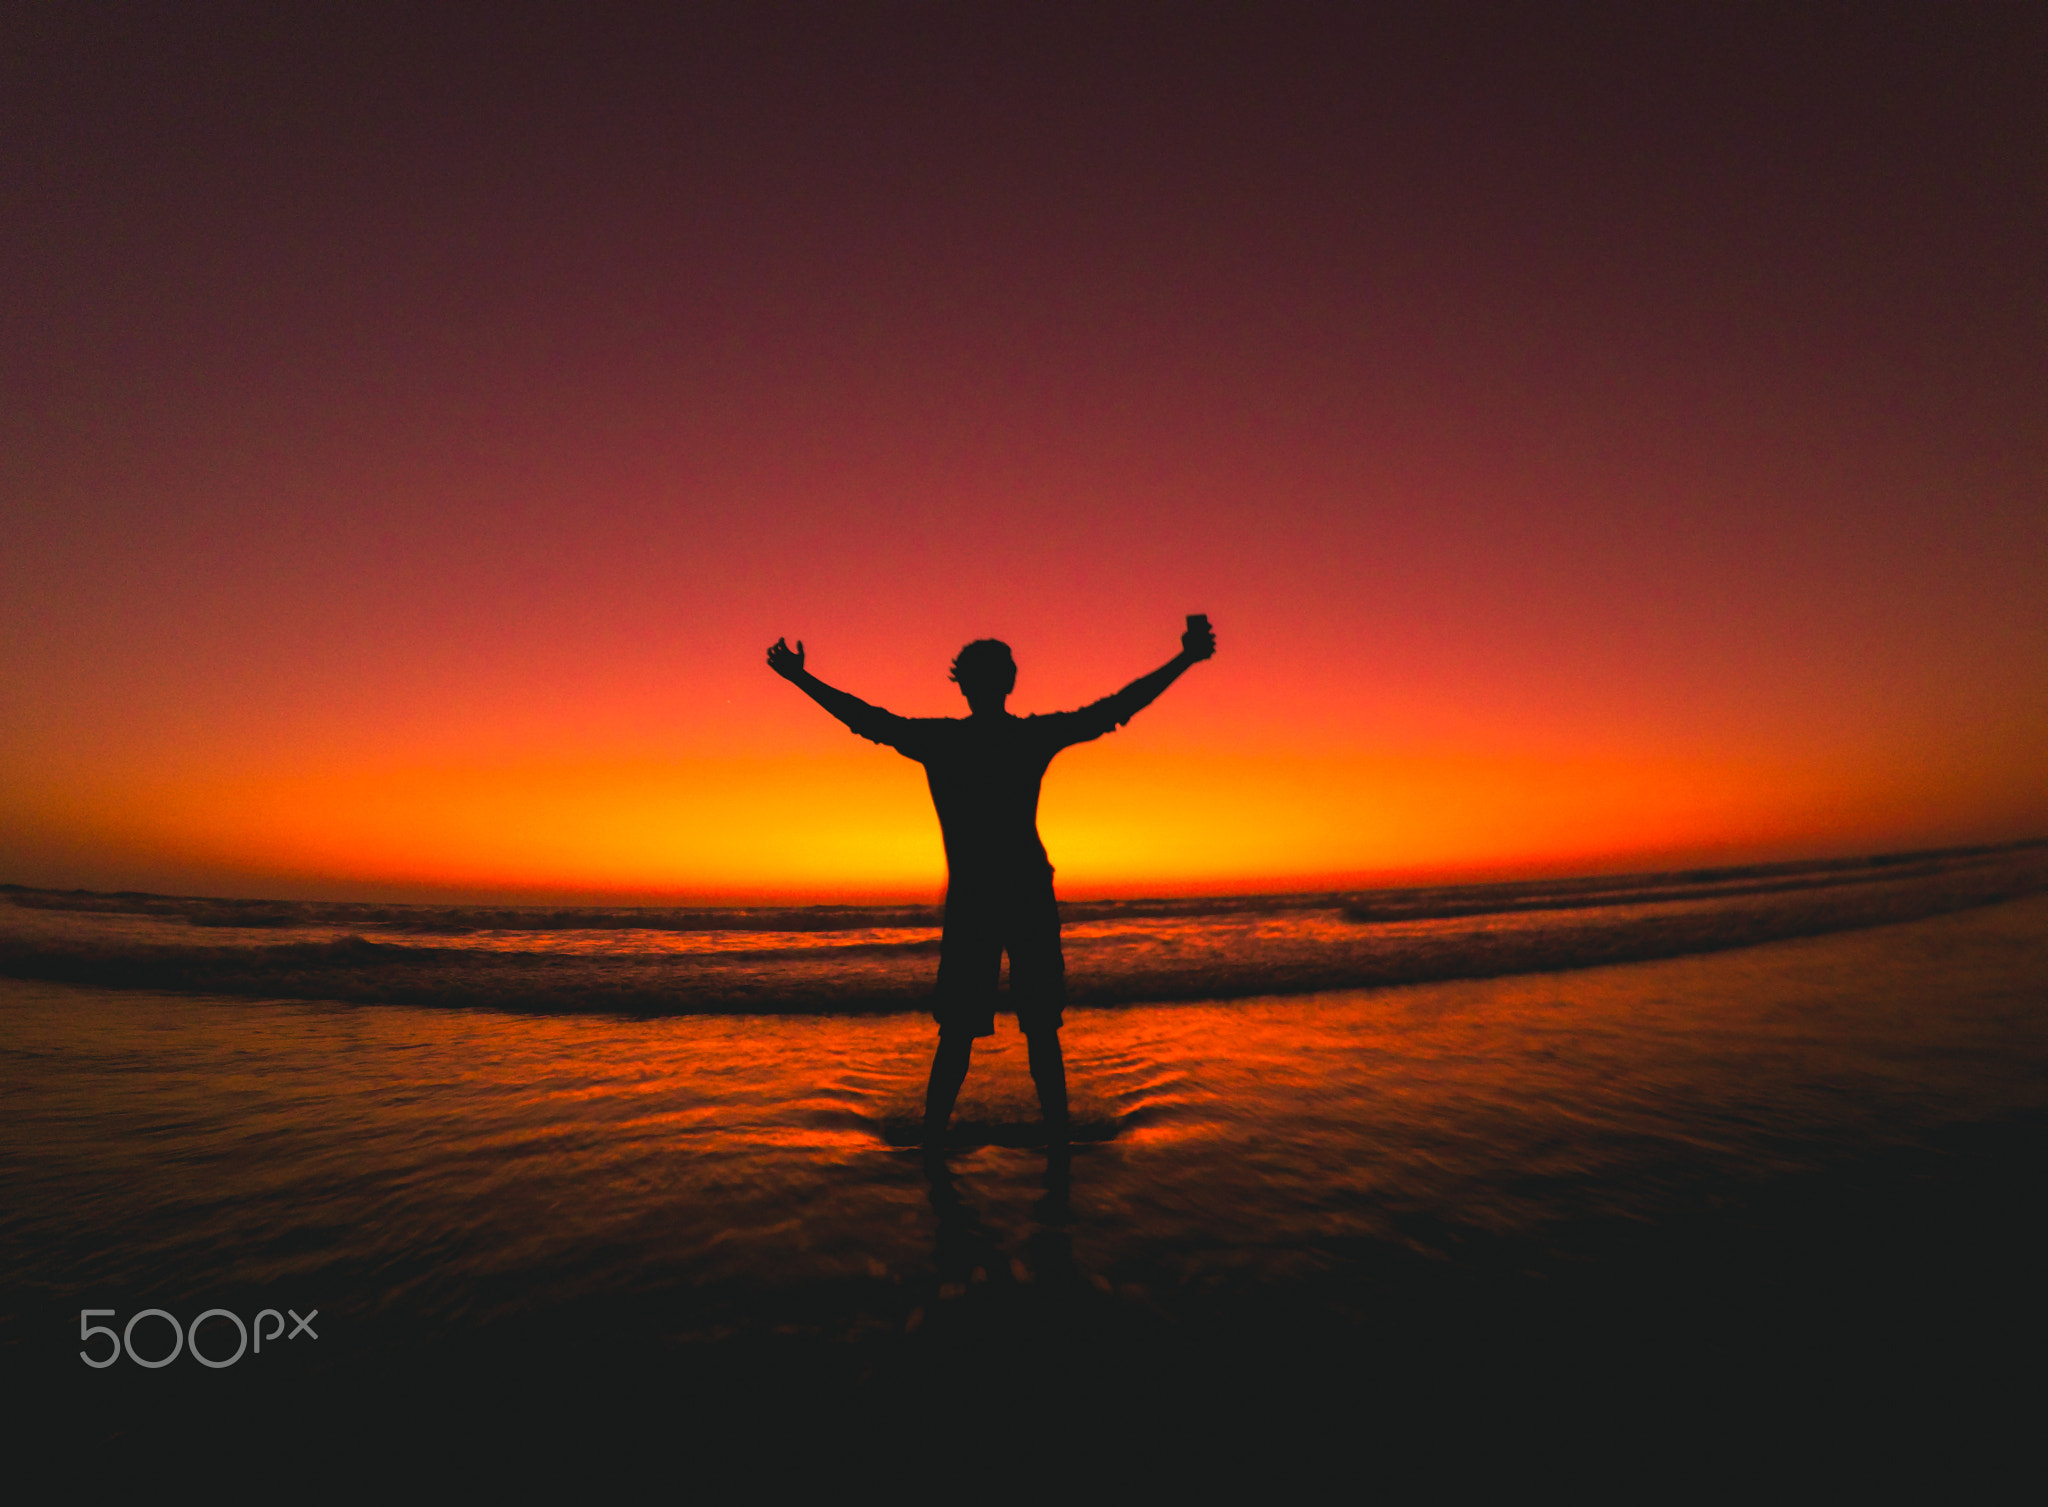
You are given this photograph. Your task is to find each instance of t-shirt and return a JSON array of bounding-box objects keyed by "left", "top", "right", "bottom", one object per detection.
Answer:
[{"left": 838, "top": 691, "right": 1143, "bottom": 886}]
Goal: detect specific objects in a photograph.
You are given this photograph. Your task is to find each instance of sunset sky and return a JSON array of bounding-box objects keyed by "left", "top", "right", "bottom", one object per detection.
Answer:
[{"left": 4, "top": 4, "right": 2043, "bottom": 901}]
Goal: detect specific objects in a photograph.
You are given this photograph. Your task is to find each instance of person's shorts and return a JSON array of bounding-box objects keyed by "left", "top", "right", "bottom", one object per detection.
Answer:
[{"left": 932, "top": 869, "right": 1066, "bottom": 1041}]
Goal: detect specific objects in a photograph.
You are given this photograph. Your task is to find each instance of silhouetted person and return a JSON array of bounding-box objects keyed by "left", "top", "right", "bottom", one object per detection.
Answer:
[{"left": 766, "top": 616, "right": 1218, "bottom": 1148}]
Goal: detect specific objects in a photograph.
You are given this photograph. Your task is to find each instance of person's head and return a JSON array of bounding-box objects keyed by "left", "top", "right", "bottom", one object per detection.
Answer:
[{"left": 949, "top": 639, "right": 1016, "bottom": 712}]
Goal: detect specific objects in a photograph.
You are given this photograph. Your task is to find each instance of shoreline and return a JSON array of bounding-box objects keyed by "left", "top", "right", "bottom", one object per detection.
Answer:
[
  {"left": 12, "top": 896, "right": 2046, "bottom": 1481},
  {"left": 4, "top": 865, "right": 2045, "bottom": 1016}
]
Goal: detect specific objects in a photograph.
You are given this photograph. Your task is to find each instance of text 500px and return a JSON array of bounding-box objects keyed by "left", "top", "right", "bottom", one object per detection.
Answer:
[{"left": 79, "top": 1307, "right": 318, "bottom": 1368}]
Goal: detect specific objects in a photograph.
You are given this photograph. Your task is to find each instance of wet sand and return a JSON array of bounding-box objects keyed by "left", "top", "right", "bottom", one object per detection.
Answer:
[{"left": 11, "top": 897, "right": 2047, "bottom": 1487}]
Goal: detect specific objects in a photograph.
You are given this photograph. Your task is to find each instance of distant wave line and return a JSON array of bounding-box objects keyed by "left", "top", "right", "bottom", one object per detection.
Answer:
[{"left": 3, "top": 837, "right": 2040, "bottom": 934}]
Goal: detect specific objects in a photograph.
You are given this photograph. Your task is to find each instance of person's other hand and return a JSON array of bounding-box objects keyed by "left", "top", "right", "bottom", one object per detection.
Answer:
[
  {"left": 766, "top": 638, "right": 806, "bottom": 679},
  {"left": 1181, "top": 617, "right": 1217, "bottom": 662}
]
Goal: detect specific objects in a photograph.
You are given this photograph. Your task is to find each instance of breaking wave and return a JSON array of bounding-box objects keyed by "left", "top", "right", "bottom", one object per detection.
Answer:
[{"left": 3, "top": 840, "right": 2042, "bottom": 1016}]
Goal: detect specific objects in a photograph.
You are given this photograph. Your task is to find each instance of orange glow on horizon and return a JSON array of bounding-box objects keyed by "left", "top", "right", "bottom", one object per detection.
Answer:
[{"left": 6, "top": 737, "right": 2034, "bottom": 903}]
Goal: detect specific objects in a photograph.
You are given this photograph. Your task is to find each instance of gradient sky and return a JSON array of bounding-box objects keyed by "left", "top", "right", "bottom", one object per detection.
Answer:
[{"left": 4, "top": 4, "right": 2044, "bottom": 901}]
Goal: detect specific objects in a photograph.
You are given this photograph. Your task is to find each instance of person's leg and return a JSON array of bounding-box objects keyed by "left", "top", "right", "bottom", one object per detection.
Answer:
[
  {"left": 1025, "top": 1028, "right": 1069, "bottom": 1145},
  {"left": 924, "top": 1032, "right": 973, "bottom": 1147},
  {"left": 1011, "top": 868, "right": 1070, "bottom": 1145},
  {"left": 928, "top": 886, "right": 999, "bottom": 1148}
]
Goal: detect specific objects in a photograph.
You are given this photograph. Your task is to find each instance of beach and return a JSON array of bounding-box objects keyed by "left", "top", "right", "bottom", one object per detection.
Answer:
[
  {"left": 7, "top": 855, "right": 2047, "bottom": 1484},
  {"left": 13, "top": 2, "right": 2046, "bottom": 1490}
]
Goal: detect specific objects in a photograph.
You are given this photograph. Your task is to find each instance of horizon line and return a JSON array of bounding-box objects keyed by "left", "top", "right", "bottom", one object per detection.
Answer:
[{"left": 6, "top": 835, "right": 2043, "bottom": 913}]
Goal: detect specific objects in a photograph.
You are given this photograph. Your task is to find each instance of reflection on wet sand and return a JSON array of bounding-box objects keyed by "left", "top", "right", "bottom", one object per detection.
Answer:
[{"left": 10, "top": 897, "right": 2048, "bottom": 1481}]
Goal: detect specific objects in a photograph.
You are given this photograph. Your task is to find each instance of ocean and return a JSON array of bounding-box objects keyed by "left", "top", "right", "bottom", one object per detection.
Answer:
[{"left": 6, "top": 842, "right": 2046, "bottom": 1485}]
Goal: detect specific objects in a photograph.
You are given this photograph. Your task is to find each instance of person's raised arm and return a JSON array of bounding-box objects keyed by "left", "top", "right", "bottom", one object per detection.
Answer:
[
  {"left": 765, "top": 638, "right": 908, "bottom": 747},
  {"left": 1069, "top": 615, "right": 1218, "bottom": 738}
]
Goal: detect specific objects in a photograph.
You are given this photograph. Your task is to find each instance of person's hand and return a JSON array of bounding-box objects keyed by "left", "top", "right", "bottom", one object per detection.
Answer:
[
  {"left": 1180, "top": 615, "right": 1217, "bottom": 662},
  {"left": 766, "top": 637, "right": 806, "bottom": 680}
]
